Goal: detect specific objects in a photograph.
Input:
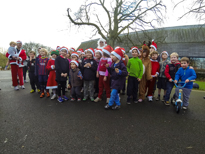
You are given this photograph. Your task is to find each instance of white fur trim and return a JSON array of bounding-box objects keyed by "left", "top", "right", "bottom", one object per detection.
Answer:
[
  {"left": 130, "top": 48, "right": 140, "bottom": 54},
  {"left": 16, "top": 41, "right": 22, "bottom": 44},
  {"left": 97, "top": 38, "right": 107, "bottom": 49},
  {"left": 87, "top": 49, "right": 94, "bottom": 56},
  {"left": 121, "top": 49, "right": 125, "bottom": 53},
  {"left": 95, "top": 50, "right": 102, "bottom": 55},
  {"left": 102, "top": 49, "right": 110, "bottom": 56},
  {"left": 150, "top": 45, "right": 157, "bottom": 51},
  {"left": 46, "top": 86, "right": 58, "bottom": 89},
  {"left": 152, "top": 39, "right": 154, "bottom": 42},
  {"left": 71, "top": 53, "right": 79, "bottom": 58},
  {"left": 60, "top": 48, "right": 68, "bottom": 52},
  {"left": 19, "top": 57, "right": 22, "bottom": 61},
  {"left": 70, "top": 48, "right": 75, "bottom": 52},
  {"left": 51, "top": 65, "right": 55, "bottom": 69},
  {"left": 77, "top": 50, "right": 81, "bottom": 53},
  {"left": 111, "top": 51, "right": 121, "bottom": 60},
  {"left": 70, "top": 60, "right": 79, "bottom": 67}
]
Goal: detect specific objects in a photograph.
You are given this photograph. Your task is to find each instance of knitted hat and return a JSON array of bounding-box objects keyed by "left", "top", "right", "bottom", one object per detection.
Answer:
[
  {"left": 86, "top": 48, "right": 95, "bottom": 57},
  {"left": 102, "top": 45, "right": 113, "bottom": 56},
  {"left": 56, "top": 46, "right": 61, "bottom": 50},
  {"left": 60, "top": 46, "right": 69, "bottom": 53},
  {"left": 111, "top": 48, "right": 124, "bottom": 60},
  {"left": 95, "top": 48, "right": 103, "bottom": 56},
  {"left": 70, "top": 48, "right": 75, "bottom": 52},
  {"left": 16, "top": 40, "right": 22, "bottom": 44},
  {"left": 77, "top": 48, "right": 84, "bottom": 54},
  {"left": 130, "top": 46, "right": 140, "bottom": 54},
  {"left": 150, "top": 39, "right": 157, "bottom": 51},
  {"left": 51, "top": 50, "right": 59, "bottom": 56},
  {"left": 71, "top": 52, "right": 79, "bottom": 58},
  {"left": 161, "top": 51, "right": 169, "bottom": 57},
  {"left": 70, "top": 60, "right": 79, "bottom": 67}
]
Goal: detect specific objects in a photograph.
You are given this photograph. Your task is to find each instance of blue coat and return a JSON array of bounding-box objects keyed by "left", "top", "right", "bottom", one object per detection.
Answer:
[{"left": 107, "top": 60, "right": 128, "bottom": 90}]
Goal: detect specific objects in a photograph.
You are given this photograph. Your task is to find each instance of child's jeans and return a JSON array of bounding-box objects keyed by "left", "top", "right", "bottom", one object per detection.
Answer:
[
  {"left": 71, "top": 86, "right": 81, "bottom": 99},
  {"left": 84, "top": 80, "right": 95, "bottom": 98},
  {"left": 175, "top": 88, "right": 192, "bottom": 107},
  {"left": 165, "top": 81, "right": 175, "bottom": 101},
  {"left": 38, "top": 75, "right": 48, "bottom": 92},
  {"left": 108, "top": 89, "right": 120, "bottom": 106}
]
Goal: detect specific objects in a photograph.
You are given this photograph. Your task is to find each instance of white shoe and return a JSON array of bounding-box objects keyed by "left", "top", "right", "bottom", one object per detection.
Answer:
[
  {"left": 24, "top": 80, "right": 28, "bottom": 83},
  {"left": 106, "top": 98, "right": 110, "bottom": 104},
  {"left": 21, "top": 85, "right": 25, "bottom": 89},
  {"left": 94, "top": 97, "right": 102, "bottom": 102},
  {"left": 182, "top": 106, "right": 188, "bottom": 110},
  {"left": 148, "top": 96, "right": 153, "bottom": 102},
  {"left": 118, "top": 94, "right": 121, "bottom": 101},
  {"left": 14, "top": 86, "right": 19, "bottom": 90},
  {"left": 51, "top": 94, "right": 57, "bottom": 100}
]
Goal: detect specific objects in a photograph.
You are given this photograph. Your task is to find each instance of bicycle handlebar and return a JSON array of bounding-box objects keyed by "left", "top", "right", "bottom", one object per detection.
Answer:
[{"left": 172, "top": 80, "right": 195, "bottom": 88}]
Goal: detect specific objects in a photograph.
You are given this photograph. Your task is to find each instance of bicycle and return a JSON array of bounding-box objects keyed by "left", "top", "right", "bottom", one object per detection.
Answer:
[{"left": 170, "top": 80, "right": 195, "bottom": 113}]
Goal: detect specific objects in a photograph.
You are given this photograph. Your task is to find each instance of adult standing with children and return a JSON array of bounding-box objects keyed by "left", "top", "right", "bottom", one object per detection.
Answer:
[{"left": 6, "top": 40, "right": 27, "bottom": 90}]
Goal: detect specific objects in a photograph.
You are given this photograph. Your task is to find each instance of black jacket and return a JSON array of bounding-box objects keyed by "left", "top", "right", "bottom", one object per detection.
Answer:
[
  {"left": 82, "top": 58, "right": 97, "bottom": 81},
  {"left": 55, "top": 56, "right": 69, "bottom": 82},
  {"left": 27, "top": 59, "right": 36, "bottom": 72}
]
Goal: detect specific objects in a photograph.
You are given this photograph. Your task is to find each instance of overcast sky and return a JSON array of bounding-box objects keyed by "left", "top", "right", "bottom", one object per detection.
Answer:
[{"left": 0, "top": 0, "right": 201, "bottom": 51}]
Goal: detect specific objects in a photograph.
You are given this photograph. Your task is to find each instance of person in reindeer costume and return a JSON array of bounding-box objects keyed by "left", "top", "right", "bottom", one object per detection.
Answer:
[
  {"left": 138, "top": 42, "right": 152, "bottom": 102},
  {"left": 97, "top": 38, "right": 107, "bottom": 49},
  {"left": 6, "top": 40, "right": 27, "bottom": 90}
]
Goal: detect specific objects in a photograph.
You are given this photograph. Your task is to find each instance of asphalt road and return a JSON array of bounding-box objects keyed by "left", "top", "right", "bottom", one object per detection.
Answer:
[{"left": 0, "top": 71, "right": 205, "bottom": 154}]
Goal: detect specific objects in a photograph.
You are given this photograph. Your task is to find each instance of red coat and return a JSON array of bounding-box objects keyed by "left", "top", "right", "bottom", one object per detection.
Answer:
[
  {"left": 150, "top": 60, "right": 160, "bottom": 77},
  {"left": 6, "top": 49, "right": 27, "bottom": 65},
  {"left": 46, "top": 59, "right": 58, "bottom": 89}
]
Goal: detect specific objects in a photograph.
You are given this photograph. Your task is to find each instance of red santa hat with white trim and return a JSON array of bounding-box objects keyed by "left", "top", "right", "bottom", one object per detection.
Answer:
[
  {"left": 86, "top": 48, "right": 95, "bottom": 57},
  {"left": 60, "top": 46, "right": 69, "bottom": 53},
  {"left": 130, "top": 46, "right": 140, "bottom": 54},
  {"left": 111, "top": 48, "right": 124, "bottom": 60},
  {"left": 102, "top": 45, "right": 113, "bottom": 56},
  {"left": 95, "top": 48, "right": 103, "bottom": 56},
  {"left": 77, "top": 48, "right": 84, "bottom": 54},
  {"left": 71, "top": 52, "right": 79, "bottom": 58},
  {"left": 16, "top": 40, "right": 22, "bottom": 44},
  {"left": 121, "top": 48, "right": 126, "bottom": 54},
  {"left": 150, "top": 39, "right": 157, "bottom": 51},
  {"left": 56, "top": 46, "right": 61, "bottom": 50},
  {"left": 70, "top": 60, "right": 79, "bottom": 67},
  {"left": 70, "top": 47, "right": 75, "bottom": 52}
]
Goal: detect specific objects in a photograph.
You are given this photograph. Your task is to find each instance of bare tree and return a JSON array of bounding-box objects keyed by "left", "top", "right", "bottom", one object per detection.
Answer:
[
  {"left": 174, "top": 0, "right": 205, "bottom": 21},
  {"left": 67, "top": 0, "right": 165, "bottom": 47}
]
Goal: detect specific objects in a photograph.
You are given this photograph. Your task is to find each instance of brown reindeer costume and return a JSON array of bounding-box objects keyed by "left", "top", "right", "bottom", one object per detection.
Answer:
[{"left": 138, "top": 43, "right": 152, "bottom": 101}]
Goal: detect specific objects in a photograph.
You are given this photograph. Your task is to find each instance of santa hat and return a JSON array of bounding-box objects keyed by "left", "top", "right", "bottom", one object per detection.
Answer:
[
  {"left": 70, "top": 48, "right": 75, "bottom": 52},
  {"left": 16, "top": 40, "right": 22, "bottom": 44},
  {"left": 56, "top": 46, "right": 61, "bottom": 50},
  {"left": 51, "top": 50, "right": 59, "bottom": 56},
  {"left": 150, "top": 39, "right": 157, "bottom": 51},
  {"left": 77, "top": 48, "right": 84, "bottom": 54},
  {"left": 102, "top": 45, "right": 113, "bottom": 56},
  {"left": 60, "top": 46, "right": 69, "bottom": 53},
  {"left": 82, "top": 51, "right": 85, "bottom": 55},
  {"left": 121, "top": 48, "right": 126, "bottom": 54},
  {"left": 161, "top": 51, "right": 169, "bottom": 57},
  {"left": 111, "top": 48, "right": 124, "bottom": 60},
  {"left": 115, "top": 46, "right": 121, "bottom": 49},
  {"left": 70, "top": 60, "right": 79, "bottom": 67},
  {"left": 86, "top": 48, "right": 95, "bottom": 57},
  {"left": 94, "top": 48, "right": 103, "bottom": 56},
  {"left": 71, "top": 52, "right": 79, "bottom": 58},
  {"left": 130, "top": 46, "right": 140, "bottom": 54}
]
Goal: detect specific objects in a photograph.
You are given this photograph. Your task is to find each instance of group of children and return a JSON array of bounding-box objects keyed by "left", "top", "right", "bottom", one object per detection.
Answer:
[{"left": 18, "top": 38, "right": 197, "bottom": 110}]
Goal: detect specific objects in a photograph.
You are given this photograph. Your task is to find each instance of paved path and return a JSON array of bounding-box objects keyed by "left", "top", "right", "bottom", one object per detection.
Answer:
[{"left": 0, "top": 71, "right": 205, "bottom": 154}]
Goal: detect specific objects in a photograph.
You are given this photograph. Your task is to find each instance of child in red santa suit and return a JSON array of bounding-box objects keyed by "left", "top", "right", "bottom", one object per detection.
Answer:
[
  {"left": 146, "top": 51, "right": 160, "bottom": 101},
  {"left": 46, "top": 50, "right": 59, "bottom": 100},
  {"left": 94, "top": 45, "right": 113, "bottom": 103}
]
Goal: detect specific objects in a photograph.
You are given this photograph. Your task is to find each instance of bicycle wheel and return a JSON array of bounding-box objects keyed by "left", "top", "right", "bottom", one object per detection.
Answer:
[{"left": 176, "top": 101, "right": 181, "bottom": 113}]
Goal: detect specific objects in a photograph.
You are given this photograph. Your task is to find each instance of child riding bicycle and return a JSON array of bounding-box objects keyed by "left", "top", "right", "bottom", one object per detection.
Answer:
[{"left": 174, "top": 57, "right": 196, "bottom": 110}]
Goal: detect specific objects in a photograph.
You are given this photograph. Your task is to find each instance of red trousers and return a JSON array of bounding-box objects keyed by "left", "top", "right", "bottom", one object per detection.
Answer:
[
  {"left": 98, "top": 75, "right": 111, "bottom": 98},
  {"left": 11, "top": 64, "right": 24, "bottom": 86},
  {"left": 146, "top": 78, "right": 156, "bottom": 97}
]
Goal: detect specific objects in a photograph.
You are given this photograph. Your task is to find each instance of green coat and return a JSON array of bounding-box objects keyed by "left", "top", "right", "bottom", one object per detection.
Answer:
[{"left": 127, "top": 57, "right": 143, "bottom": 79}]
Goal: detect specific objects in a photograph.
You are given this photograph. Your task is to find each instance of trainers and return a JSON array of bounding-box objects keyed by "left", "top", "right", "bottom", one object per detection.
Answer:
[
  {"left": 112, "top": 105, "right": 120, "bottom": 110},
  {"left": 90, "top": 97, "right": 94, "bottom": 101},
  {"left": 77, "top": 98, "right": 81, "bottom": 102},
  {"left": 162, "top": 95, "right": 165, "bottom": 102},
  {"left": 182, "top": 106, "right": 188, "bottom": 110},
  {"left": 14, "top": 86, "right": 19, "bottom": 91},
  {"left": 40, "top": 93, "right": 45, "bottom": 98},
  {"left": 46, "top": 92, "right": 50, "bottom": 98},
  {"left": 21, "top": 85, "right": 25, "bottom": 89},
  {"left": 138, "top": 99, "right": 142, "bottom": 102},
  {"left": 156, "top": 95, "right": 160, "bottom": 101},
  {"left": 164, "top": 101, "right": 170, "bottom": 106},
  {"left": 62, "top": 96, "right": 69, "bottom": 101},
  {"left": 134, "top": 100, "right": 138, "bottom": 104},
  {"left": 83, "top": 97, "right": 87, "bottom": 101},
  {"left": 37, "top": 89, "right": 41, "bottom": 93},
  {"left": 71, "top": 98, "right": 75, "bottom": 101},
  {"left": 57, "top": 97, "right": 64, "bottom": 103},
  {"left": 106, "top": 98, "right": 110, "bottom": 104},
  {"left": 148, "top": 97, "right": 153, "bottom": 102},
  {"left": 24, "top": 80, "right": 28, "bottom": 83},
  {"left": 127, "top": 102, "right": 131, "bottom": 105},
  {"left": 30, "top": 89, "right": 35, "bottom": 93},
  {"left": 51, "top": 94, "right": 57, "bottom": 100},
  {"left": 94, "top": 97, "right": 102, "bottom": 102},
  {"left": 104, "top": 104, "right": 112, "bottom": 110}
]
